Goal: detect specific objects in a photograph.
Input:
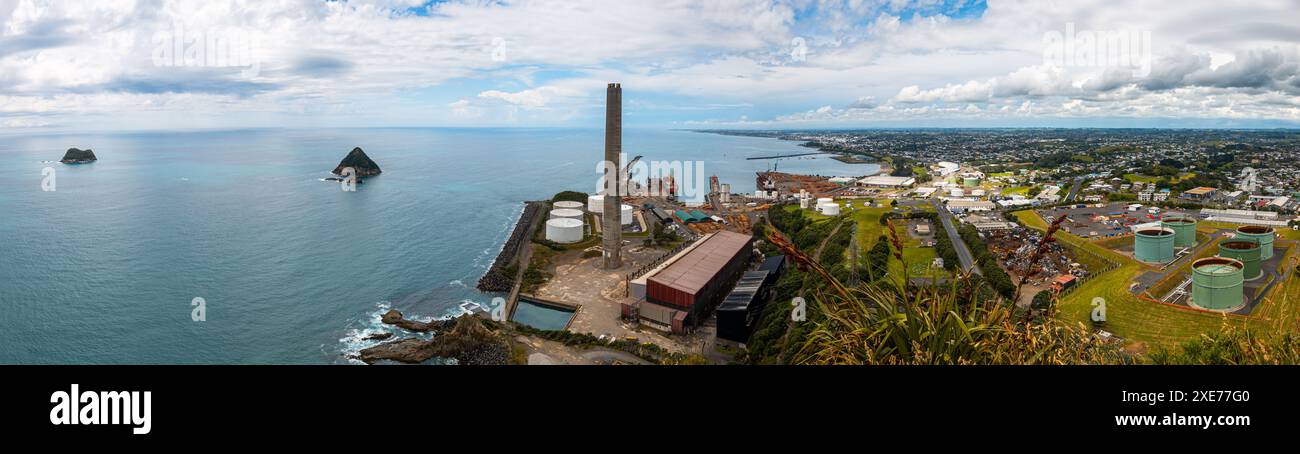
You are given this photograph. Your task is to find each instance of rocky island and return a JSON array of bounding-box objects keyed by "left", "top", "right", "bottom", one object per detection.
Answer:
[
  {"left": 332, "top": 147, "right": 382, "bottom": 177},
  {"left": 60, "top": 148, "right": 97, "bottom": 164}
]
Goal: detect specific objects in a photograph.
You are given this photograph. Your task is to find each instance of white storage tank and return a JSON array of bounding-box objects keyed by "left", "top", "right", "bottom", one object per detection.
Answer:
[
  {"left": 817, "top": 197, "right": 833, "bottom": 206},
  {"left": 549, "top": 208, "right": 584, "bottom": 221},
  {"left": 587, "top": 195, "right": 605, "bottom": 213},
  {"left": 620, "top": 204, "right": 634, "bottom": 225},
  {"left": 545, "top": 218, "right": 584, "bottom": 243},
  {"left": 553, "top": 200, "right": 584, "bottom": 210},
  {"left": 819, "top": 203, "right": 841, "bottom": 216}
]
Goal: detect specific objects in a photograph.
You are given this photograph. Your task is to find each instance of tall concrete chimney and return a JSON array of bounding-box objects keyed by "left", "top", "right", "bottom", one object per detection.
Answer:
[{"left": 602, "top": 83, "right": 623, "bottom": 269}]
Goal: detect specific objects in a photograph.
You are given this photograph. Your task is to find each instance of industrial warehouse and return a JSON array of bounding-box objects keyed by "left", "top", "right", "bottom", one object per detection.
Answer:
[{"left": 624, "top": 231, "right": 755, "bottom": 334}]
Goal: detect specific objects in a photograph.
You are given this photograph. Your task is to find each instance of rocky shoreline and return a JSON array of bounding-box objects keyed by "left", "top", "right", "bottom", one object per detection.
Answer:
[
  {"left": 379, "top": 309, "right": 452, "bottom": 332},
  {"left": 476, "top": 200, "right": 547, "bottom": 292},
  {"left": 355, "top": 310, "right": 511, "bottom": 365}
]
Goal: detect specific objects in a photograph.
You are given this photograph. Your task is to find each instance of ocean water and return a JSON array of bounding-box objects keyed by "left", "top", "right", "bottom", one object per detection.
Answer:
[{"left": 0, "top": 128, "right": 874, "bottom": 364}]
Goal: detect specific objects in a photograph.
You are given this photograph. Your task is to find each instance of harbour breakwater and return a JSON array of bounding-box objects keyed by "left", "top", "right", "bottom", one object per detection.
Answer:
[
  {"left": 476, "top": 201, "right": 547, "bottom": 292},
  {"left": 745, "top": 152, "right": 822, "bottom": 160}
]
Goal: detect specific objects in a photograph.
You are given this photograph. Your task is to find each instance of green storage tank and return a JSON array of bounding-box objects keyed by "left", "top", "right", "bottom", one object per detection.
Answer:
[
  {"left": 1191, "top": 257, "right": 1245, "bottom": 312},
  {"left": 963, "top": 177, "right": 979, "bottom": 187},
  {"left": 1134, "top": 228, "right": 1175, "bottom": 263},
  {"left": 1161, "top": 216, "right": 1197, "bottom": 248},
  {"left": 1235, "top": 225, "right": 1275, "bottom": 260},
  {"left": 1218, "top": 239, "right": 1263, "bottom": 281}
]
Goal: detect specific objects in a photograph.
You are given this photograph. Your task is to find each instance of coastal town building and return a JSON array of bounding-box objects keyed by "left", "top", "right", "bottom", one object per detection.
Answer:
[
  {"left": 1201, "top": 208, "right": 1278, "bottom": 220},
  {"left": 932, "top": 161, "right": 960, "bottom": 177},
  {"left": 946, "top": 200, "right": 996, "bottom": 213},
  {"left": 996, "top": 198, "right": 1039, "bottom": 209},
  {"left": 1035, "top": 185, "right": 1062, "bottom": 203},
  {"left": 1180, "top": 186, "right": 1217, "bottom": 201},
  {"left": 858, "top": 175, "right": 916, "bottom": 188}
]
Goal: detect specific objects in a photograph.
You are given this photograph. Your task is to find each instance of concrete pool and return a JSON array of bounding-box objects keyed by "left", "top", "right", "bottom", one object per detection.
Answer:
[{"left": 510, "top": 298, "right": 576, "bottom": 331}]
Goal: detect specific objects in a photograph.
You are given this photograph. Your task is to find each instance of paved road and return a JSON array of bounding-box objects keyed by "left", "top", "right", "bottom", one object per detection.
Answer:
[
  {"left": 505, "top": 201, "right": 548, "bottom": 320},
  {"left": 1263, "top": 251, "right": 1293, "bottom": 290},
  {"left": 1064, "top": 177, "right": 1085, "bottom": 202},
  {"left": 933, "top": 200, "right": 982, "bottom": 276},
  {"left": 580, "top": 349, "right": 653, "bottom": 365}
]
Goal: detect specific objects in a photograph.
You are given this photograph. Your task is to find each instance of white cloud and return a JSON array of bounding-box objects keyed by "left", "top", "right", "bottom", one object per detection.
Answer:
[
  {"left": 0, "top": 0, "right": 1297, "bottom": 129},
  {"left": 477, "top": 86, "right": 582, "bottom": 109}
]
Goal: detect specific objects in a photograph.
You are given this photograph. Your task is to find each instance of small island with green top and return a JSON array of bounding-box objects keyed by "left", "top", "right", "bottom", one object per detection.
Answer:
[{"left": 60, "top": 148, "right": 97, "bottom": 164}]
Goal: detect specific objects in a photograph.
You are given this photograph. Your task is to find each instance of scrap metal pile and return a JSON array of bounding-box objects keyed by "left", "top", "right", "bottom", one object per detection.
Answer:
[
  {"left": 757, "top": 171, "right": 841, "bottom": 197},
  {"left": 983, "top": 227, "right": 1089, "bottom": 283}
]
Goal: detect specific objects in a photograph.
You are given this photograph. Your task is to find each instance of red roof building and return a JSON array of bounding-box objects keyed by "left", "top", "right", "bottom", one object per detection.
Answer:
[{"left": 644, "top": 231, "right": 753, "bottom": 331}]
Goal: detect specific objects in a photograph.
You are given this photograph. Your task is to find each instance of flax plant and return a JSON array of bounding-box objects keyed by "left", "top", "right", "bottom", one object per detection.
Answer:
[{"left": 766, "top": 227, "right": 1136, "bottom": 365}]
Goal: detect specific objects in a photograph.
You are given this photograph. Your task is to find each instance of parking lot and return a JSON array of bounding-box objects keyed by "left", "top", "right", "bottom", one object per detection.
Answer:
[
  {"left": 906, "top": 219, "right": 936, "bottom": 246},
  {"left": 1037, "top": 202, "right": 1195, "bottom": 239}
]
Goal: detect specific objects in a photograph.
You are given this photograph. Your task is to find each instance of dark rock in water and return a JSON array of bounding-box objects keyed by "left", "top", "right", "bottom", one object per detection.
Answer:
[
  {"left": 358, "top": 338, "right": 430, "bottom": 363},
  {"left": 364, "top": 332, "right": 394, "bottom": 341},
  {"left": 379, "top": 309, "right": 450, "bottom": 333},
  {"left": 332, "top": 147, "right": 381, "bottom": 177},
  {"left": 358, "top": 315, "right": 511, "bottom": 365},
  {"left": 60, "top": 148, "right": 97, "bottom": 163}
]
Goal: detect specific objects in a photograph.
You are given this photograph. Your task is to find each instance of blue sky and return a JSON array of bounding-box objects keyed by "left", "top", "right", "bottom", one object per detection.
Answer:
[{"left": 1, "top": 0, "right": 1298, "bottom": 132}]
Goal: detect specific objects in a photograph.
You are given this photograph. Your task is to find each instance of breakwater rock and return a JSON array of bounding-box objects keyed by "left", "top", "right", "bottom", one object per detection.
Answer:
[
  {"left": 476, "top": 201, "right": 547, "bottom": 292},
  {"left": 379, "top": 309, "right": 451, "bottom": 332}
]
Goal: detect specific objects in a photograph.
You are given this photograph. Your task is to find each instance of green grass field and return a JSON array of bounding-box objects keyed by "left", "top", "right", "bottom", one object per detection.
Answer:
[
  {"left": 1123, "top": 173, "right": 1161, "bottom": 184},
  {"left": 1121, "top": 172, "right": 1197, "bottom": 185},
  {"left": 1001, "top": 185, "right": 1032, "bottom": 196},
  {"left": 846, "top": 203, "right": 890, "bottom": 248},
  {"left": 1252, "top": 227, "right": 1300, "bottom": 332},
  {"left": 1256, "top": 252, "right": 1300, "bottom": 333},
  {"left": 833, "top": 203, "right": 951, "bottom": 281},
  {"left": 882, "top": 218, "right": 952, "bottom": 279}
]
